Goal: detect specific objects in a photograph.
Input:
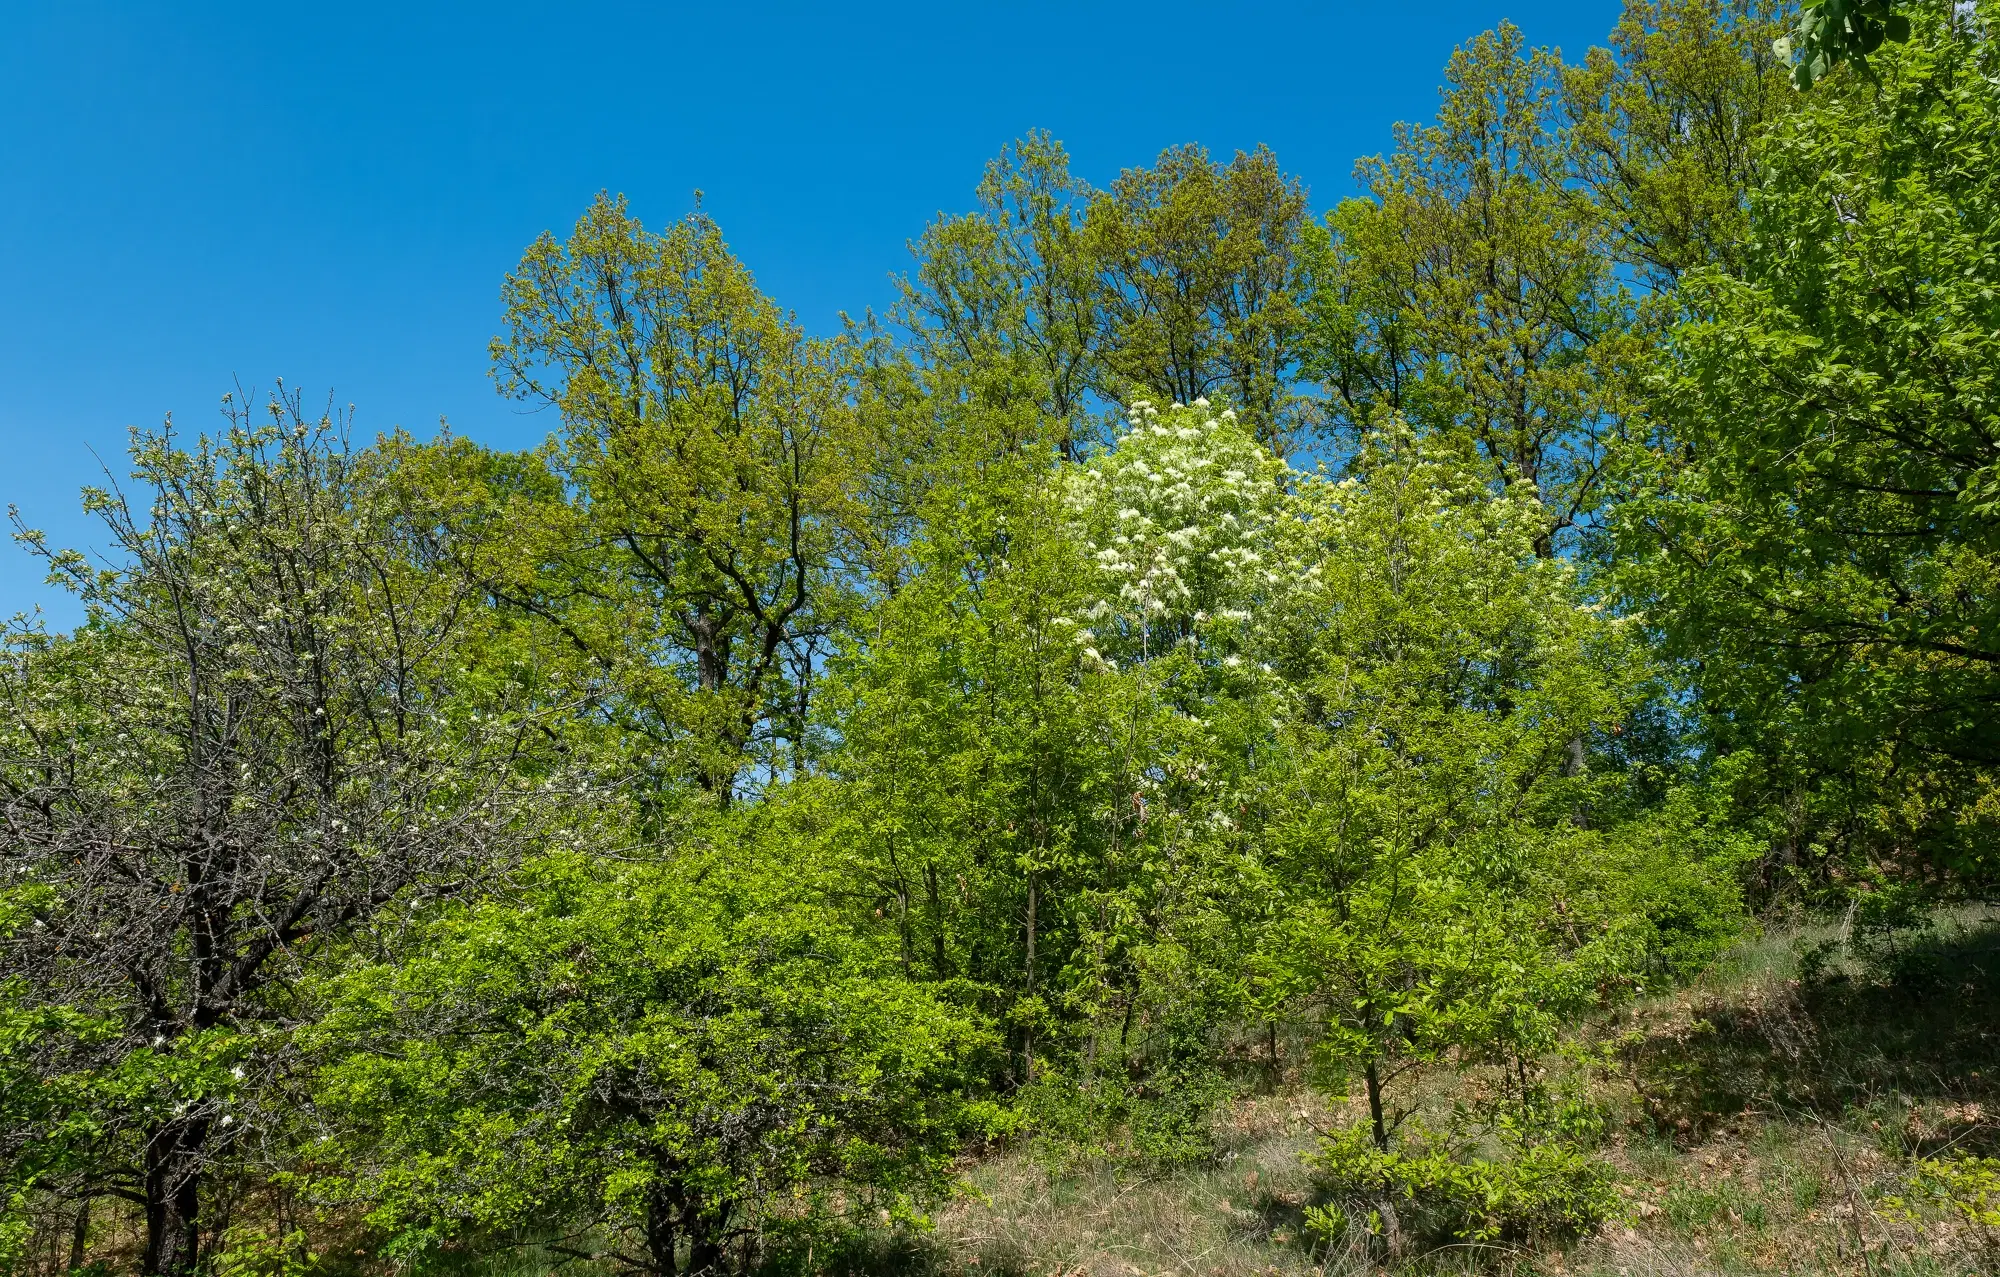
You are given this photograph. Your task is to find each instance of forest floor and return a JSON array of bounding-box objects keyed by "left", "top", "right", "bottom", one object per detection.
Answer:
[{"left": 908, "top": 908, "right": 2000, "bottom": 1277}]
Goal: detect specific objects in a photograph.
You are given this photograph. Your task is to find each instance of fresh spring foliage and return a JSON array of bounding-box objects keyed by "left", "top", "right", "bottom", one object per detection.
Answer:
[
  {"left": 5, "top": 4, "right": 1998, "bottom": 1275},
  {"left": 309, "top": 846, "right": 988, "bottom": 1274},
  {"left": 1618, "top": 0, "right": 2000, "bottom": 884},
  {"left": 1303, "top": 1120, "right": 1623, "bottom": 1256}
]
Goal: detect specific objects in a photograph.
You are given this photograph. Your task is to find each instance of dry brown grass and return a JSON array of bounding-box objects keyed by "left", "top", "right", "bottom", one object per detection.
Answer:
[
  {"left": 1566, "top": 1113, "right": 1988, "bottom": 1275},
  {"left": 929, "top": 1093, "right": 1335, "bottom": 1277},
  {"left": 915, "top": 1101, "right": 1991, "bottom": 1277}
]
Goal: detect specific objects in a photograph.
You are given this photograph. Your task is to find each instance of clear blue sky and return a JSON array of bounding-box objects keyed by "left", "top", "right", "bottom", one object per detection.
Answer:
[{"left": 1, "top": 0, "right": 1622, "bottom": 625}]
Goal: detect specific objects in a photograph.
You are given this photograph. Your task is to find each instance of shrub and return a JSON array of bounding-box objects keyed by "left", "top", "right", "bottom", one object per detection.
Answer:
[
  {"left": 1302, "top": 1124, "right": 1620, "bottom": 1260},
  {"left": 308, "top": 852, "right": 990, "bottom": 1276},
  {"left": 1884, "top": 1156, "right": 2000, "bottom": 1262},
  {"left": 1015, "top": 1063, "right": 1232, "bottom": 1171}
]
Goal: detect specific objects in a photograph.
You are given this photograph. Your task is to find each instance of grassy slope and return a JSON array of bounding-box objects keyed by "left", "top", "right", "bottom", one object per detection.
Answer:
[{"left": 910, "top": 910, "right": 2000, "bottom": 1277}]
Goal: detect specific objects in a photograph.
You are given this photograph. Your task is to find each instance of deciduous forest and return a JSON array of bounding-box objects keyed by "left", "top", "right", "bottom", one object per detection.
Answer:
[{"left": 6, "top": 2, "right": 2000, "bottom": 1274}]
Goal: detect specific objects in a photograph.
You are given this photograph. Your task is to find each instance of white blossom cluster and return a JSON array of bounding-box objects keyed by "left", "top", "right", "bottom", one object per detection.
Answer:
[{"left": 1061, "top": 398, "right": 1290, "bottom": 665}]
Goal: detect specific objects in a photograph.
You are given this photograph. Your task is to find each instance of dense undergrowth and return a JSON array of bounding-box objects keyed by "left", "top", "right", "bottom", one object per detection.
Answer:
[{"left": 17, "top": 912, "right": 1998, "bottom": 1276}]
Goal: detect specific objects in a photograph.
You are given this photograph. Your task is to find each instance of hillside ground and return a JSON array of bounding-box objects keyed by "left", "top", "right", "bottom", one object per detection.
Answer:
[{"left": 895, "top": 908, "right": 2000, "bottom": 1277}]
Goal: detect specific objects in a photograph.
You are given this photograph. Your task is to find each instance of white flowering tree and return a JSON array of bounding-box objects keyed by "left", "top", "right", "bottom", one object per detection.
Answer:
[{"left": 1062, "top": 398, "right": 1290, "bottom": 668}]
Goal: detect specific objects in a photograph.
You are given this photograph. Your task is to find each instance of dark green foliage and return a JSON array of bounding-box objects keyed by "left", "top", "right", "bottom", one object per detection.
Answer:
[
  {"left": 1776, "top": 0, "right": 1913, "bottom": 88},
  {"left": 1617, "top": 0, "right": 2000, "bottom": 888}
]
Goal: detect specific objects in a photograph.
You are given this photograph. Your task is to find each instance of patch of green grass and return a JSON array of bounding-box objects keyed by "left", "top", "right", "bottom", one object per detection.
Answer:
[{"left": 1659, "top": 1178, "right": 1765, "bottom": 1234}]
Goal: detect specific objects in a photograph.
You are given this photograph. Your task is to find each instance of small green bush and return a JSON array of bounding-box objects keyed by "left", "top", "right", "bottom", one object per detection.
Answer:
[
  {"left": 210, "top": 1228, "right": 318, "bottom": 1277},
  {"left": 1015, "top": 1064, "right": 1232, "bottom": 1170},
  {"left": 1302, "top": 1124, "right": 1621, "bottom": 1259},
  {"left": 1884, "top": 1156, "right": 2000, "bottom": 1260}
]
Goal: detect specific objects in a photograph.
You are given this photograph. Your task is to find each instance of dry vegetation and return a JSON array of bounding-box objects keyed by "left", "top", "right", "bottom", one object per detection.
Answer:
[{"left": 932, "top": 1095, "right": 1330, "bottom": 1277}]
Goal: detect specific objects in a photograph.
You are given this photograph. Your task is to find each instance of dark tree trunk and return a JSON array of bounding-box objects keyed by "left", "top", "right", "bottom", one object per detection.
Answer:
[
  {"left": 923, "top": 862, "right": 950, "bottom": 978},
  {"left": 645, "top": 1191, "right": 679, "bottom": 1277},
  {"left": 685, "top": 1193, "right": 732, "bottom": 1277},
  {"left": 1364, "top": 1059, "right": 1388, "bottom": 1151},
  {"left": 1019, "top": 872, "right": 1039, "bottom": 1084},
  {"left": 67, "top": 1197, "right": 90, "bottom": 1271},
  {"left": 141, "top": 1118, "right": 208, "bottom": 1276},
  {"left": 688, "top": 1233, "right": 726, "bottom": 1276}
]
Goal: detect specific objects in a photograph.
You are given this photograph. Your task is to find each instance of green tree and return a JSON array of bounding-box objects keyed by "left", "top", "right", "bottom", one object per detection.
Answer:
[
  {"left": 312, "top": 845, "right": 985, "bottom": 1276},
  {"left": 817, "top": 445, "right": 1119, "bottom": 1088},
  {"left": 898, "top": 134, "right": 1103, "bottom": 459},
  {"left": 1617, "top": 1, "right": 2000, "bottom": 883},
  {"left": 1564, "top": 0, "right": 1793, "bottom": 289},
  {"left": 1257, "top": 427, "right": 1660, "bottom": 1147},
  {"left": 485, "top": 194, "right": 865, "bottom": 802},
  {"left": 902, "top": 137, "right": 1314, "bottom": 458},
  {"left": 1089, "top": 146, "right": 1312, "bottom": 455},
  {"left": 0, "top": 399, "right": 552, "bottom": 1275},
  {"left": 819, "top": 405, "right": 1275, "bottom": 1127},
  {"left": 1302, "top": 25, "right": 1642, "bottom": 552}
]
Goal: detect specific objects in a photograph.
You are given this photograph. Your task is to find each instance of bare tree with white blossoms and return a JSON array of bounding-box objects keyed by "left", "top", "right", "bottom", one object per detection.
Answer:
[{"left": 0, "top": 393, "right": 565, "bottom": 1276}]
